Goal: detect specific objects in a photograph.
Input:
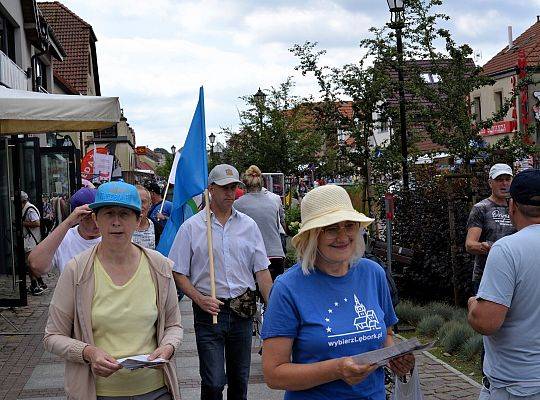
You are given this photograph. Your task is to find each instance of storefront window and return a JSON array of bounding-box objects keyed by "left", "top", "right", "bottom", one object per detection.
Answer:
[{"left": 0, "top": 138, "right": 20, "bottom": 301}]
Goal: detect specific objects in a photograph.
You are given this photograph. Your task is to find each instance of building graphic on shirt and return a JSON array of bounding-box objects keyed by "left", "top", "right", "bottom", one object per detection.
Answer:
[
  {"left": 353, "top": 295, "right": 379, "bottom": 330},
  {"left": 324, "top": 293, "right": 381, "bottom": 338}
]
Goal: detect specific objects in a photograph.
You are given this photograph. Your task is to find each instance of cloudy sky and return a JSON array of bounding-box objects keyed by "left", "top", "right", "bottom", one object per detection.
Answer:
[{"left": 57, "top": 0, "right": 539, "bottom": 151}]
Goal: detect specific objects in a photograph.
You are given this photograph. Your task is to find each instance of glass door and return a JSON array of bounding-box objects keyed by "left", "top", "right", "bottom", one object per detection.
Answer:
[
  {"left": 41, "top": 146, "right": 80, "bottom": 199},
  {"left": 0, "top": 137, "right": 26, "bottom": 306}
]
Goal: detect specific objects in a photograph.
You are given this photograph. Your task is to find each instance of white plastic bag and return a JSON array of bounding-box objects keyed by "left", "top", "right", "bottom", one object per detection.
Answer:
[{"left": 391, "top": 367, "right": 424, "bottom": 400}]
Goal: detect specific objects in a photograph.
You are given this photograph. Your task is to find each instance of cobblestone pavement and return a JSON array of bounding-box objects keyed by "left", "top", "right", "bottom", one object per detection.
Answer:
[{"left": 0, "top": 273, "right": 481, "bottom": 400}]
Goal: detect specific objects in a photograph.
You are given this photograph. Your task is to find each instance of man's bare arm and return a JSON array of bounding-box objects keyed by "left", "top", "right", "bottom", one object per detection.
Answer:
[
  {"left": 172, "top": 272, "right": 223, "bottom": 315},
  {"left": 465, "top": 227, "right": 491, "bottom": 255},
  {"left": 468, "top": 296, "right": 508, "bottom": 335},
  {"left": 255, "top": 269, "right": 273, "bottom": 304},
  {"left": 28, "top": 205, "right": 92, "bottom": 275}
]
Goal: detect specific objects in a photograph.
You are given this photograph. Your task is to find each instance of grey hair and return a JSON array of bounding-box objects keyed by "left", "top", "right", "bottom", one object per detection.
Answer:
[{"left": 293, "top": 226, "right": 366, "bottom": 275}]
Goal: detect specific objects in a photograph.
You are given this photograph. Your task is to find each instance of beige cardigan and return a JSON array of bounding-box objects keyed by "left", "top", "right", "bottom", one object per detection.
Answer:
[{"left": 43, "top": 244, "right": 183, "bottom": 400}]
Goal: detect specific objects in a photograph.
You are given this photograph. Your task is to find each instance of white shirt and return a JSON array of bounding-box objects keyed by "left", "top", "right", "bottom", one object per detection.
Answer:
[
  {"left": 170, "top": 208, "right": 270, "bottom": 299},
  {"left": 22, "top": 202, "right": 41, "bottom": 252},
  {"left": 52, "top": 226, "right": 101, "bottom": 273}
]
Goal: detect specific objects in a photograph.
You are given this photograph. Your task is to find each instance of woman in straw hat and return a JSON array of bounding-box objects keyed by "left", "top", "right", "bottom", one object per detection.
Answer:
[{"left": 261, "top": 184, "right": 414, "bottom": 399}]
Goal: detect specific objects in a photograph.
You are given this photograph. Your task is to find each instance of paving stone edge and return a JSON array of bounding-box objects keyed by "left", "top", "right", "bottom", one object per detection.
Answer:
[{"left": 396, "top": 334, "right": 482, "bottom": 389}]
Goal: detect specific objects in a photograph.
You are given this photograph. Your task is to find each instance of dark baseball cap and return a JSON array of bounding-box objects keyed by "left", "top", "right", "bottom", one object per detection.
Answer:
[
  {"left": 70, "top": 188, "right": 97, "bottom": 211},
  {"left": 510, "top": 169, "right": 540, "bottom": 206},
  {"left": 145, "top": 181, "right": 162, "bottom": 195}
]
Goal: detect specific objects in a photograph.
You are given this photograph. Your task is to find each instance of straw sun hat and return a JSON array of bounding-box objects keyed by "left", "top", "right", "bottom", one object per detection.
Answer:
[{"left": 292, "top": 184, "right": 374, "bottom": 247}]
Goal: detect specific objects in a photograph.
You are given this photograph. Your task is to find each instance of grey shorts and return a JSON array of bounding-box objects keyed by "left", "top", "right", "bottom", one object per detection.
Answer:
[
  {"left": 97, "top": 386, "right": 171, "bottom": 400},
  {"left": 479, "top": 386, "right": 540, "bottom": 400}
]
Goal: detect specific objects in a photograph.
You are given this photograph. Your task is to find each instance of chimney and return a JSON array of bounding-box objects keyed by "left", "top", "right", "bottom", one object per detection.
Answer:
[
  {"left": 508, "top": 26, "right": 513, "bottom": 50},
  {"left": 537, "top": 15, "right": 540, "bottom": 23}
]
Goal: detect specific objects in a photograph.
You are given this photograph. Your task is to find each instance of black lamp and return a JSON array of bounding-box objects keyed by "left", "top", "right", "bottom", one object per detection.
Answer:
[
  {"left": 208, "top": 132, "right": 216, "bottom": 158},
  {"left": 254, "top": 88, "right": 266, "bottom": 107},
  {"left": 386, "top": 0, "right": 404, "bottom": 12}
]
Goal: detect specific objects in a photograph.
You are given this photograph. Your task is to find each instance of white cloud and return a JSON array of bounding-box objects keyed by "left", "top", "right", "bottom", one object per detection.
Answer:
[
  {"left": 454, "top": 10, "right": 502, "bottom": 38},
  {"left": 55, "top": 0, "right": 532, "bottom": 150}
]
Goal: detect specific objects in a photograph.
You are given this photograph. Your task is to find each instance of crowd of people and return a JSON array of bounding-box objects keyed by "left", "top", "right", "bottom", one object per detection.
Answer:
[{"left": 19, "top": 161, "right": 540, "bottom": 400}]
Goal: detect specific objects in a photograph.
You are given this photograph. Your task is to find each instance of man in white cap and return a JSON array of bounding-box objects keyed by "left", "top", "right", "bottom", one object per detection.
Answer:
[
  {"left": 468, "top": 169, "right": 540, "bottom": 397},
  {"left": 465, "top": 163, "right": 516, "bottom": 294},
  {"left": 170, "top": 164, "right": 272, "bottom": 400}
]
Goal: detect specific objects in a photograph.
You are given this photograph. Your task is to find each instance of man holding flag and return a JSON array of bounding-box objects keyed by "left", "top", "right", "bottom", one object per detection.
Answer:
[{"left": 170, "top": 164, "right": 273, "bottom": 400}]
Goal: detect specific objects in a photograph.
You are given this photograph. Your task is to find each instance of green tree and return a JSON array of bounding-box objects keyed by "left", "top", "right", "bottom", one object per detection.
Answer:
[
  {"left": 154, "top": 154, "right": 173, "bottom": 179},
  {"left": 222, "top": 78, "right": 323, "bottom": 175}
]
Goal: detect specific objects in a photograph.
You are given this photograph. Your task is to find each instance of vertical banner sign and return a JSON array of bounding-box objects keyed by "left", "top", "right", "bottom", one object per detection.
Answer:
[{"left": 94, "top": 152, "right": 114, "bottom": 182}]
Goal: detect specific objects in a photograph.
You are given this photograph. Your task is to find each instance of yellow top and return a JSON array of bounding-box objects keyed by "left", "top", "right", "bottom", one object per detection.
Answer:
[{"left": 92, "top": 253, "right": 164, "bottom": 396}]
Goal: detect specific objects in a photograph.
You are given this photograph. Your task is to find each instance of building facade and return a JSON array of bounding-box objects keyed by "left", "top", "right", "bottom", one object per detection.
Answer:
[
  {"left": 40, "top": 1, "right": 137, "bottom": 181},
  {"left": 0, "top": 0, "right": 65, "bottom": 306},
  {"left": 470, "top": 21, "right": 540, "bottom": 146}
]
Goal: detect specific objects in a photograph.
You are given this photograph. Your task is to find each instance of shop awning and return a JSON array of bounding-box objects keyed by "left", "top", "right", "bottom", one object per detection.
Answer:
[{"left": 0, "top": 86, "right": 120, "bottom": 135}]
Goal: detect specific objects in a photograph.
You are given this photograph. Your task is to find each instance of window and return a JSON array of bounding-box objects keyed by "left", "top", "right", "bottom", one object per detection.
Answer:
[
  {"left": 35, "top": 58, "right": 48, "bottom": 91},
  {"left": 94, "top": 125, "right": 117, "bottom": 139},
  {"left": 473, "top": 97, "right": 482, "bottom": 123},
  {"left": 0, "top": 12, "right": 16, "bottom": 62},
  {"left": 494, "top": 91, "right": 503, "bottom": 113},
  {"left": 420, "top": 73, "right": 441, "bottom": 84}
]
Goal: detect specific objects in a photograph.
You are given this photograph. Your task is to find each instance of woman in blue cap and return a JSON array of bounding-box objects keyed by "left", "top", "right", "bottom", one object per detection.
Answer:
[{"left": 44, "top": 181, "right": 182, "bottom": 400}]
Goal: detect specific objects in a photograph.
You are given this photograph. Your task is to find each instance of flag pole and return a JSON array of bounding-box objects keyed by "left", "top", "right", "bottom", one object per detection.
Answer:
[
  {"left": 204, "top": 188, "right": 218, "bottom": 324},
  {"left": 159, "top": 181, "right": 171, "bottom": 214}
]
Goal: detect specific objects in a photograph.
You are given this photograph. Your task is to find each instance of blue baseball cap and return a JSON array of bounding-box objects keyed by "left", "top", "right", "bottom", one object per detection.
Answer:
[
  {"left": 89, "top": 181, "right": 142, "bottom": 213},
  {"left": 510, "top": 169, "right": 540, "bottom": 206},
  {"left": 70, "top": 188, "right": 97, "bottom": 211}
]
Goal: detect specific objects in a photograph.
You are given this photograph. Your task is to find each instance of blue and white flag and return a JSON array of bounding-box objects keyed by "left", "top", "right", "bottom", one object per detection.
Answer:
[{"left": 157, "top": 87, "right": 208, "bottom": 256}]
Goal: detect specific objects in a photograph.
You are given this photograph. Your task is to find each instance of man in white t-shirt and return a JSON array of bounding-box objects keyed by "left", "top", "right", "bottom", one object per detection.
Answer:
[
  {"left": 21, "top": 191, "right": 44, "bottom": 295},
  {"left": 29, "top": 188, "right": 101, "bottom": 275}
]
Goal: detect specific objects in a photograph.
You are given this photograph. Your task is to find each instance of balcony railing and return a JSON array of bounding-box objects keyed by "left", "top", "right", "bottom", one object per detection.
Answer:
[{"left": 0, "top": 51, "right": 28, "bottom": 90}]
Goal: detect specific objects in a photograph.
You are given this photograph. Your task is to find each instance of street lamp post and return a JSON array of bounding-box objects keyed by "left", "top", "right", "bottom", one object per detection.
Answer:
[
  {"left": 208, "top": 132, "right": 216, "bottom": 165},
  {"left": 171, "top": 145, "right": 176, "bottom": 155},
  {"left": 253, "top": 88, "right": 266, "bottom": 153},
  {"left": 254, "top": 88, "right": 266, "bottom": 111},
  {"left": 337, "top": 129, "right": 346, "bottom": 180},
  {"left": 387, "top": 0, "right": 409, "bottom": 190}
]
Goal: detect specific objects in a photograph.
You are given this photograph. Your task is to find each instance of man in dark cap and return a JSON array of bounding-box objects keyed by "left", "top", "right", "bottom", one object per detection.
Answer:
[
  {"left": 29, "top": 188, "right": 101, "bottom": 275},
  {"left": 145, "top": 181, "right": 173, "bottom": 229},
  {"left": 468, "top": 169, "right": 540, "bottom": 398}
]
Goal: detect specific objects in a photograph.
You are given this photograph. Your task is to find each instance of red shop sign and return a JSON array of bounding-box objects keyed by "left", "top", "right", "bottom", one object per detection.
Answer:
[{"left": 480, "top": 120, "right": 516, "bottom": 136}]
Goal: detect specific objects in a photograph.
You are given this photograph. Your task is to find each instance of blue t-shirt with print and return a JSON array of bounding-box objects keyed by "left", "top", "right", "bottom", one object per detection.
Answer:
[{"left": 261, "top": 259, "right": 398, "bottom": 400}]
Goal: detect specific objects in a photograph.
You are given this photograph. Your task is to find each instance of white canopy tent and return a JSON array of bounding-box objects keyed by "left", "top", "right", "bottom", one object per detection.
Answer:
[{"left": 0, "top": 86, "right": 121, "bottom": 135}]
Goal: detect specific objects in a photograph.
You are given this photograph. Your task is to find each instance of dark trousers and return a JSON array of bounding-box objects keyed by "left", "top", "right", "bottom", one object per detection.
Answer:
[
  {"left": 193, "top": 302, "right": 252, "bottom": 400},
  {"left": 268, "top": 257, "right": 285, "bottom": 282}
]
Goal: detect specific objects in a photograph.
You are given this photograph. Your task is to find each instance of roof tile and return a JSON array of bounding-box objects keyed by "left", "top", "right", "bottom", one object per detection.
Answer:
[
  {"left": 482, "top": 21, "right": 540, "bottom": 76},
  {"left": 38, "top": 1, "right": 93, "bottom": 94}
]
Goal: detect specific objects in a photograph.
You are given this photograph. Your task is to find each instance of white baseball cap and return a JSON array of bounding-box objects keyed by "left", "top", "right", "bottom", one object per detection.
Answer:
[{"left": 489, "top": 164, "right": 513, "bottom": 179}]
